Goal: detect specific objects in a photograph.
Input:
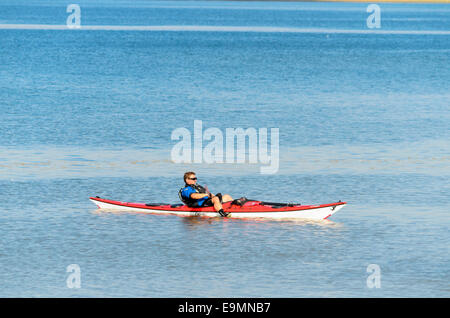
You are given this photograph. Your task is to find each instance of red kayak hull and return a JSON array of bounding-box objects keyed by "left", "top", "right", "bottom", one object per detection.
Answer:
[{"left": 89, "top": 196, "right": 346, "bottom": 220}]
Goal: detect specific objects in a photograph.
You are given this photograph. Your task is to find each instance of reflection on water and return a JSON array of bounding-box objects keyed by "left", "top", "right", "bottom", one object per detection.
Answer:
[
  {"left": 171, "top": 213, "right": 343, "bottom": 231},
  {"left": 180, "top": 215, "right": 218, "bottom": 228}
]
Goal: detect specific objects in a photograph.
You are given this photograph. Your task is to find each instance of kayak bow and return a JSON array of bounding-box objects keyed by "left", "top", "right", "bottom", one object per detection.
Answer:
[{"left": 89, "top": 196, "right": 346, "bottom": 220}]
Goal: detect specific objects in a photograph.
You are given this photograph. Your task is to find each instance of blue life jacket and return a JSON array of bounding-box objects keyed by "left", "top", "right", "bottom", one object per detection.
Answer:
[{"left": 178, "top": 184, "right": 209, "bottom": 207}]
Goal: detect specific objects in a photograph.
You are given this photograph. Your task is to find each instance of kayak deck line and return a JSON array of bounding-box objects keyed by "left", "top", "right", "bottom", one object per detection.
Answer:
[{"left": 89, "top": 196, "right": 346, "bottom": 220}]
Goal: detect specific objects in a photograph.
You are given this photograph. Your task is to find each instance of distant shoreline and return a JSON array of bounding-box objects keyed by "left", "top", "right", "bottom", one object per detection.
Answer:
[{"left": 231, "top": 0, "right": 450, "bottom": 3}]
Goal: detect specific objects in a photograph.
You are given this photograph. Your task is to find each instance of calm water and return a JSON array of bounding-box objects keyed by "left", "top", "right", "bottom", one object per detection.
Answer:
[{"left": 0, "top": 1, "right": 449, "bottom": 297}]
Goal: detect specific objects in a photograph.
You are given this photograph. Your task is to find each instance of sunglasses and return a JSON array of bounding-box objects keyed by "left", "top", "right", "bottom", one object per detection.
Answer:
[{"left": 188, "top": 177, "right": 197, "bottom": 180}]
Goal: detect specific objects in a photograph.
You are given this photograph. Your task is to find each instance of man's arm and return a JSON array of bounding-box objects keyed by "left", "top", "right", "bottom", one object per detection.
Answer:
[{"left": 190, "top": 193, "right": 210, "bottom": 199}]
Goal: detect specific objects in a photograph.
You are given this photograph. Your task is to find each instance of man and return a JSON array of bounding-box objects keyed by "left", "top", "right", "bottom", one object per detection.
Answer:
[{"left": 179, "top": 171, "right": 233, "bottom": 217}]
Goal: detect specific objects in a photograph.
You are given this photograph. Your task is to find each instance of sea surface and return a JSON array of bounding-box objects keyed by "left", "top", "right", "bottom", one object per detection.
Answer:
[{"left": 0, "top": 1, "right": 449, "bottom": 297}]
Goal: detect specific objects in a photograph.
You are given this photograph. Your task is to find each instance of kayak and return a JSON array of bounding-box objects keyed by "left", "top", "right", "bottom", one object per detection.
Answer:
[{"left": 89, "top": 196, "right": 346, "bottom": 220}]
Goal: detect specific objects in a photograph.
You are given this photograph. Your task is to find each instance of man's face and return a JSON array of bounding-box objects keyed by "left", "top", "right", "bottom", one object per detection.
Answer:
[{"left": 186, "top": 174, "right": 197, "bottom": 185}]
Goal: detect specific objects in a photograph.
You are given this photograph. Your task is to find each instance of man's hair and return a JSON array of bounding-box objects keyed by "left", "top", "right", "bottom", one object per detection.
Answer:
[{"left": 184, "top": 171, "right": 196, "bottom": 183}]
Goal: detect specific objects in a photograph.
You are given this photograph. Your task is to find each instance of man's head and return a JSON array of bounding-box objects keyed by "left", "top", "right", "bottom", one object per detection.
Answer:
[{"left": 184, "top": 171, "right": 197, "bottom": 185}]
